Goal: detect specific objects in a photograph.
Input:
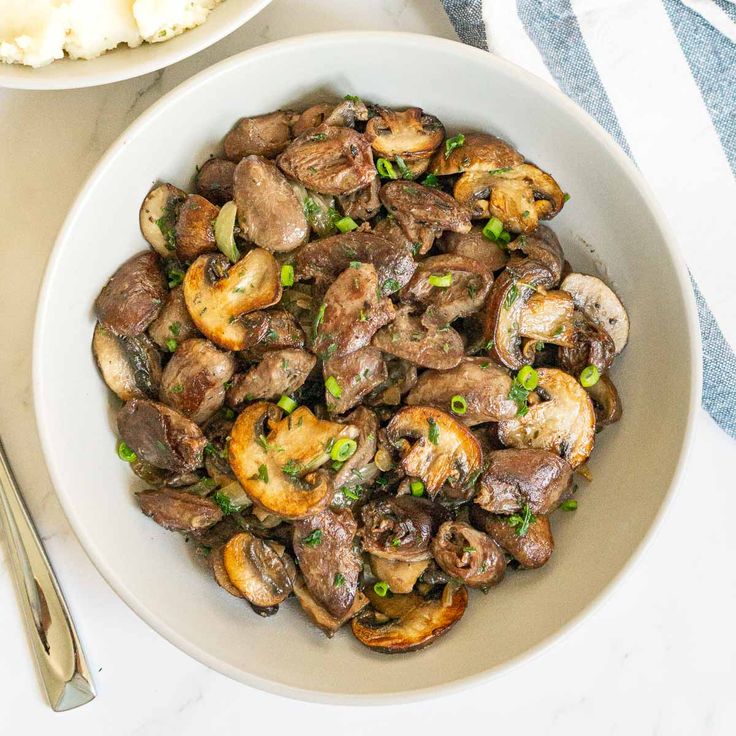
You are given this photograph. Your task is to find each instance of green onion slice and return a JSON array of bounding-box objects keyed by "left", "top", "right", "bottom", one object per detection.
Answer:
[
  {"left": 428, "top": 272, "right": 453, "bottom": 288},
  {"left": 330, "top": 438, "right": 357, "bottom": 462},
  {"left": 560, "top": 499, "right": 578, "bottom": 511},
  {"left": 579, "top": 364, "right": 600, "bottom": 388},
  {"left": 517, "top": 365, "right": 539, "bottom": 391},
  {"left": 325, "top": 375, "right": 342, "bottom": 398},
  {"left": 214, "top": 200, "right": 240, "bottom": 263},
  {"left": 117, "top": 441, "right": 137, "bottom": 463},
  {"left": 376, "top": 158, "right": 398, "bottom": 179},
  {"left": 409, "top": 480, "right": 425, "bottom": 497},
  {"left": 373, "top": 581, "right": 389, "bottom": 597},
  {"left": 280, "top": 264, "right": 294, "bottom": 287},
  {"left": 277, "top": 395, "right": 297, "bottom": 414},
  {"left": 444, "top": 133, "right": 465, "bottom": 158},
  {"left": 165, "top": 338, "right": 178, "bottom": 353},
  {"left": 335, "top": 216, "right": 358, "bottom": 233},
  {"left": 450, "top": 395, "right": 468, "bottom": 415},
  {"left": 482, "top": 217, "right": 504, "bottom": 241}
]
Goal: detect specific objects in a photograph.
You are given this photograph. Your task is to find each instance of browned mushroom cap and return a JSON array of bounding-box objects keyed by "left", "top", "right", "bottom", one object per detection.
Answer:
[
  {"left": 312, "top": 262, "right": 396, "bottom": 360},
  {"left": 360, "top": 495, "right": 449, "bottom": 561},
  {"left": 372, "top": 307, "right": 464, "bottom": 371},
  {"left": 365, "top": 106, "right": 445, "bottom": 162},
  {"left": 508, "top": 225, "right": 565, "bottom": 286},
  {"left": 137, "top": 487, "right": 223, "bottom": 532},
  {"left": 277, "top": 125, "right": 375, "bottom": 195},
  {"left": 233, "top": 155, "right": 309, "bottom": 252},
  {"left": 159, "top": 338, "right": 236, "bottom": 424},
  {"left": 92, "top": 323, "right": 162, "bottom": 401},
  {"left": 333, "top": 406, "right": 379, "bottom": 491},
  {"left": 183, "top": 250, "right": 282, "bottom": 351},
  {"left": 294, "top": 231, "right": 416, "bottom": 291},
  {"left": 430, "top": 132, "right": 524, "bottom": 176},
  {"left": 293, "top": 508, "right": 362, "bottom": 618},
  {"left": 291, "top": 103, "right": 333, "bottom": 137},
  {"left": 431, "top": 521, "right": 506, "bottom": 588},
  {"left": 385, "top": 406, "right": 482, "bottom": 496},
  {"left": 173, "top": 194, "right": 219, "bottom": 262},
  {"left": 195, "top": 158, "right": 236, "bottom": 205},
  {"left": 405, "top": 358, "right": 517, "bottom": 426},
  {"left": 351, "top": 583, "right": 468, "bottom": 653},
  {"left": 222, "top": 531, "right": 296, "bottom": 607},
  {"left": 558, "top": 310, "right": 615, "bottom": 375},
  {"left": 368, "top": 556, "right": 429, "bottom": 594},
  {"left": 560, "top": 273, "right": 630, "bottom": 354},
  {"left": 95, "top": 252, "right": 167, "bottom": 337},
  {"left": 239, "top": 309, "right": 306, "bottom": 360},
  {"left": 293, "top": 575, "right": 369, "bottom": 637},
  {"left": 323, "top": 347, "right": 388, "bottom": 415},
  {"left": 399, "top": 254, "right": 493, "bottom": 327},
  {"left": 209, "top": 543, "right": 245, "bottom": 598},
  {"left": 226, "top": 348, "right": 316, "bottom": 407},
  {"left": 147, "top": 286, "right": 199, "bottom": 350},
  {"left": 585, "top": 373, "right": 623, "bottom": 428},
  {"left": 519, "top": 290, "right": 575, "bottom": 346},
  {"left": 117, "top": 399, "right": 207, "bottom": 472},
  {"left": 336, "top": 175, "right": 381, "bottom": 222},
  {"left": 228, "top": 402, "right": 358, "bottom": 519},
  {"left": 380, "top": 180, "right": 471, "bottom": 254},
  {"left": 438, "top": 225, "right": 509, "bottom": 272},
  {"left": 475, "top": 448, "right": 573, "bottom": 514},
  {"left": 139, "top": 183, "right": 187, "bottom": 257},
  {"left": 482, "top": 258, "right": 556, "bottom": 370},
  {"left": 498, "top": 367, "right": 596, "bottom": 469},
  {"left": 471, "top": 506, "right": 554, "bottom": 569},
  {"left": 366, "top": 358, "right": 418, "bottom": 407},
  {"left": 223, "top": 110, "right": 298, "bottom": 161},
  {"left": 292, "top": 99, "right": 369, "bottom": 137}
]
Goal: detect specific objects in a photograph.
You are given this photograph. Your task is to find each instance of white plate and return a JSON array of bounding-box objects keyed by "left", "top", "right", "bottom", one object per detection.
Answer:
[
  {"left": 0, "top": 0, "right": 272, "bottom": 90},
  {"left": 33, "top": 32, "right": 701, "bottom": 703}
]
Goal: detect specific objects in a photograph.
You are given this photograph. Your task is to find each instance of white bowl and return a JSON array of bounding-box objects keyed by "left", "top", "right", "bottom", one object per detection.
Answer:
[
  {"left": 33, "top": 32, "right": 700, "bottom": 703},
  {"left": 0, "top": 0, "right": 272, "bottom": 90}
]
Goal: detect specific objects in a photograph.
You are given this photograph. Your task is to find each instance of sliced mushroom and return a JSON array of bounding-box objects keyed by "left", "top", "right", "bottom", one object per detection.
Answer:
[
  {"left": 233, "top": 155, "right": 309, "bottom": 252},
  {"left": 498, "top": 367, "right": 595, "bottom": 469},
  {"left": 470, "top": 506, "right": 554, "bottom": 569},
  {"left": 399, "top": 254, "right": 493, "bottom": 327},
  {"left": 136, "top": 487, "right": 223, "bottom": 532},
  {"left": 431, "top": 521, "right": 506, "bottom": 588},
  {"left": 139, "top": 183, "right": 187, "bottom": 257},
  {"left": 385, "top": 407, "right": 482, "bottom": 496},
  {"left": 558, "top": 310, "right": 615, "bottom": 375},
  {"left": 239, "top": 309, "right": 306, "bottom": 360},
  {"left": 226, "top": 348, "right": 316, "bottom": 407},
  {"left": 92, "top": 323, "right": 162, "bottom": 401},
  {"left": 195, "top": 157, "right": 236, "bottom": 205},
  {"left": 293, "top": 508, "right": 362, "bottom": 618},
  {"left": 519, "top": 290, "right": 575, "bottom": 346},
  {"left": 95, "top": 251, "right": 167, "bottom": 337},
  {"left": 312, "top": 262, "right": 396, "bottom": 360},
  {"left": 210, "top": 543, "right": 245, "bottom": 598},
  {"left": 438, "top": 225, "right": 509, "bottom": 272},
  {"left": 430, "top": 132, "right": 524, "bottom": 176},
  {"left": 372, "top": 307, "right": 464, "bottom": 371},
  {"left": 159, "top": 338, "right": 236, "bottom": 424},
  {"left": 366, "top": 358, "right": 418, "bottom": 407},
  {"left": 117, "top": 399, "right": 207, "bottom": 472},
  {"left": 351, "top": 583, "right": 467, "bottom": 653},
  {"left": 293, "top": 575, "right": 368, "bottom": 637},
  {"left": 333, "top": 406, "right": 379, "bottom": 490},
  {"left": 323, "top": 98, "right": 370, "bottom": 128},
  {"left": 223, "top": 110, "right": 298, "bottom": 161},
  {"left": 372, "top": 215, "right": 415, "bottom": 250},
  {"left": 183, "top": 250, "right": 282, "bottom": 351},
  {"left": 336, "top": 175, "right": 382, "bottom": 222},
  {"left": 222, "top": 531, "right": 296, "bottom": 607},
  {"left": 585, "top": 373, "right": 623, "bottom": 428},
  {"left": 380, "top": 180, "right": 471, "bottom": 254},
  {"left": 174, "top": 194, "right": 219, "bottom": 262},
  {"left": 323, "top": 347, "right": 388, "bottom": 415},
  {"left": 291, "top": 103, "right": 334, "bottom": 137},
  {"left": 277, "top": 125, "right": 375, "bottom": 195},
  {"left": 147, "top": 286, "right": 199, "bottom": 350},
  {"left": 365, "top": 106, "right": 445, "bottom": 164},
  {"left": 228, "top": 402, "right": 358, "bottom": 519},
  {"left": 508, "top": 225, "right": 565, "bottom": 286},
  {"left": 405, "top": 357, "right": 517, "bottom": 426},
  {"left": 369, "top": 556, "right": 429, "bottom": 594},
  {"left": 475, "top": 448, "right": 573, "bottom": 514},
  {"left": 560, "top": 273, "right": 629, "bottom": 354}
]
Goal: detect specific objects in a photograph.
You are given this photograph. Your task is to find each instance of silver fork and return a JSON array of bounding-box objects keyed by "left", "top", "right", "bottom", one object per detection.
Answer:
[{"left": 0, "top": 438, "right": 95, "bottom": 711}]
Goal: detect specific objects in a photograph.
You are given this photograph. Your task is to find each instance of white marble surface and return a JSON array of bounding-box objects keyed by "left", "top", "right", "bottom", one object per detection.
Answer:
[{"left": 0, "top": 0, "right": 735, "bottom": 732}]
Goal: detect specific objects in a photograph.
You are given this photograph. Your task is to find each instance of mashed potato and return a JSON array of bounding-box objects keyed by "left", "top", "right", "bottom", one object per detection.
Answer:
[{"left": 0, "top": 0, "right": 222, "bottom": 67}]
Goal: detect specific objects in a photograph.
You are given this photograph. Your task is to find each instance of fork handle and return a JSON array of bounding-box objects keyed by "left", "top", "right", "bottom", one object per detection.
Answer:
[{"left": 0, "top": 439, "right": 95, "bottom": 711}]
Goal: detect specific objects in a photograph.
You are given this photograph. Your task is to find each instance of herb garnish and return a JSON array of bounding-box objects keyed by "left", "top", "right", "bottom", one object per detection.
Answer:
[
  {"left": 427, "top": 417, "right": 440, "bottom": 444},
  {"left": 508, "top": 504, "right": 536, "bottom": 536}
]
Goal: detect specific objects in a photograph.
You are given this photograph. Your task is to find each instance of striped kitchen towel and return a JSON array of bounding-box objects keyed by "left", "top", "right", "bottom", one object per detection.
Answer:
[{"left": 442, "top": 0, "right": 736, "bottom": 439}]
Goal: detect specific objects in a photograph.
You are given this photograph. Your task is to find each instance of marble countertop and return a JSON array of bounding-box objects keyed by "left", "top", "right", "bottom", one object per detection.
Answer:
[{"left": 1, "top": 0, "right": 735, "bottom": 732}]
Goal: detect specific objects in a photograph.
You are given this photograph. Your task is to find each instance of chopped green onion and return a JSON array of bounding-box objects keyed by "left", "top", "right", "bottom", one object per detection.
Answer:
[
  {"left": 257, "top": 464, "right": 269, "bottom": 483},
  {"left": 117, "top": 441, "right": 137, "bottom": 463},
  {"left": 450, "top": 395, "right": 467, "bottom": 415},
  {"left": 343, "top": 94, "right": 361, "bottom": 102},
  {"left": 560, "top": 499, "right": 578, "bottom": 511},
  {"left": 580, "top": 364, "right": 600, "bottom": 387},
  {"left": 563, "top": 192, "right": 571, "bottom": 202},
  {"left": 376, "top": 158, "right": 398, "bottom": 179},
  {"left": 390, "top": 537, "right": 401, "bottom": 547},
  {"left": 325, "top": 375, "right": 342, "bottom": 398},
  {"left": 335, "top": 216, "right": 358, "bottom": 233},
  {"left": 410, "top": 480, "right": 425, "bottom": 497},
  {"left": 498, "top": 230, "right": 511, "bottom": 245},
  {"left": 302, "top": 529, "right": 322, "bottom": 547},
  {"left": 331, "top": 438, "right": 357, "bottom": 462},
  {"left": 421, "top": 173, "right": 440, "bottom": 188},
  {"left": 395, "top": 156, "right": 413, "bottom": 180},
  {"left": 334, "top": 572, "right": 346, "bottom": 587},
  {"left": 167, "top": 267, "right": 185, "bottom": 289},
  {"left": 277, "top": 395, "right": 297, "bottom": 414},
  {"left": 428, "top": 272, "right": 453, "bottom": 288},
  {"left": 482, "top": 217, "right": 504, "bottom": 241},
  {"left": 517, "top": 365, "right": 539, "bottom": 391},
  {"left": 427, "top": 417, "right": 440, "bottom": 445},
  {"left": 444, "top": 133, "right": 465, "bottom": 158},
  {"left": 488, "top": 167, "right": 512, "bottom": 175},
  {"left": 165, "top": 338, "right": 178, "bottom": 353},
  {"left": 280, "top": 264, "right": 294, "bottom": 287},
  {"left": 214, "top": 200, "right": 240, "bottom": 263},
  {"left": 341, "top": 486, "right": 362, "bottom": 501},
  {"left": 313, "top": 303, "right": 326, "bottom": 338},
  {"left": 373, "top": 581, "right": 389, "bottom": 597}
]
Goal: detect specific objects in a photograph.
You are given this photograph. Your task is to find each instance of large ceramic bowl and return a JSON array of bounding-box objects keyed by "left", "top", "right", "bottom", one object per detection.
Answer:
[
  {"left": 33, "top": 32, "right": 700, "bottom": 703},
  {"left": 0, "top": 0, "right": 271, "bottom": 90}
]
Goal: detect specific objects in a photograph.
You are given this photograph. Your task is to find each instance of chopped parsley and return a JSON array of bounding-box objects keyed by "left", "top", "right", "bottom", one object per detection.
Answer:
[
  {"left": 313, "top": 303, "right": 326, "bottom": 338},
  {"left": 508, "top": 504, "right": 536, "bottom": 536},
  {"left": 390, "top": 537, "right": 401, "bottom": 548},
  {"left": 257, "top": 464, "right": 269, "bottom": 483},
  {"left": 508, "top": 378, "right": 531, "bottom": 417},
  {"left": 282, "top": 459, "right": 302, "bottom": 477},
  {"left": 394, "top": 155, "right": 413, "bottom": 180},
  {"left": 421, "top": 173, "right": 440, "bottom": 188},
  {"left": 382, "top": 278, "right": 400, "bottom": 294},
  {"left": 334, "top": 572, "right": 346, "bottom": 587},
  {"left": 169, "top": 321, "right": 181, "bottom": 336},
  {"left": 503, "top": 283, "right": 520, "bottom": 310},
  {"left": 488, "top": 167, "right": 512, "bottom": 175},
  {"left": 170, "top": 383, "right": 184, "bottom": 393},
  {"left": 302, "top": 529, "right": 323, "bottom": 547},
  {"left": 212, "top": 491, "right": 243, "bottom": 516},
  {"left": 427, "top": 417, "right": 440, "bottom": 445},
  {"left": 444, "top": 133, "right": 465, "bottom": 158}
]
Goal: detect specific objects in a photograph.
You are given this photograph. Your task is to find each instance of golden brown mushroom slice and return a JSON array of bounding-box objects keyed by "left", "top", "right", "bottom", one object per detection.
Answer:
[
  {"left": 369, "top": 555, "right": 429, "bottom": 594},
  {"left": 139, "top": 183, "right": 187, "bottom": 257},
  {"left": 430, "top": 132, "right": 524, "bottom": 176},
  {"left": 351, "top": 583, "right": 468, "bottom": 654},
  {"left": 519, "top": 290, "right": 575, "bottom": 346},
  {"left": 385, "top": 406, "right": 482, "bottom": 496},
  {"left": 498, "top": 367, "right": 596, "bottom": 469},
  {"left": 183, "top": 250, "right": 282, "bottom": 351},
  {"left": 228, "top": 402, "right": 358, "bottom": 519},
  {"left": 558, "top": 310, "right": 615, "bottom": 375},
  {"left": 365, "top": 106, "right": 445, "bottom": 167},
  {"left": 293, "top": 575, "right": 369, "bottom": 637},
  {"left": 508, "top": 225, "right": 565, "bottom": 286}
]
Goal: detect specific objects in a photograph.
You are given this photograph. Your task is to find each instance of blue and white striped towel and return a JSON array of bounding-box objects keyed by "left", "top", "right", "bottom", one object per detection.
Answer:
[{"left": 443, "top": 0, "right": 736, "bottom": 439}]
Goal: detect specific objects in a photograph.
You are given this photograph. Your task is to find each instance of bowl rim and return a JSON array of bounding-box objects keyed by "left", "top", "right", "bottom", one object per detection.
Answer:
[
  {"left": 0, "top": 0, "right": 273, "bottom": 90},
  {"left": 32, "top": 31, "right": 702, "bottom": 704}
]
